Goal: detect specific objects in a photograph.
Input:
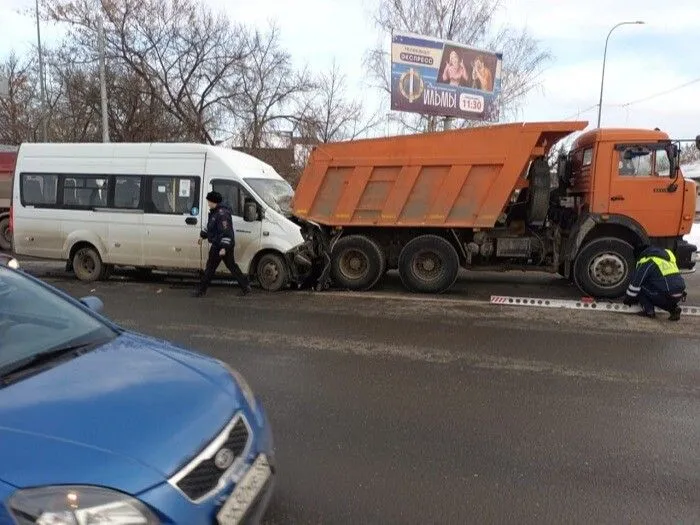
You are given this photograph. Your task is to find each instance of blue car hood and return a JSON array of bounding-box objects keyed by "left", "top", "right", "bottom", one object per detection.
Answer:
[{"left": 0, "top": 333, "right": 239, "bottom": 494}]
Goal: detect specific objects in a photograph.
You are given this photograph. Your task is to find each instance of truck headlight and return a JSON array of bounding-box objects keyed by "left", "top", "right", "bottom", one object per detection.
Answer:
[
  {"left": 220, "top": 361, "right": 256, "bottom": 410},
  {"left": 8, "top": 486, "right": 159, "bottom": 524}
]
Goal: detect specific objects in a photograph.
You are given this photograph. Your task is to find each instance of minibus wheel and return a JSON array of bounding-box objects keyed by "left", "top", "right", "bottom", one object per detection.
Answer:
[
  {"left": 256, "top": 253, "right": 289, "bottom": 292},
  {"left": 72, "top": 246, "right": 105, "bottom": 283}
]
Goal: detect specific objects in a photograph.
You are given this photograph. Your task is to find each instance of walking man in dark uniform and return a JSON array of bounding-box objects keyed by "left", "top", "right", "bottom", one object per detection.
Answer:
[
  {"left": 191, "top": 191, "right": 252, "bottom": 297},
  {"left": 623, "top": 244, "right": 686, "bottom": 320}
]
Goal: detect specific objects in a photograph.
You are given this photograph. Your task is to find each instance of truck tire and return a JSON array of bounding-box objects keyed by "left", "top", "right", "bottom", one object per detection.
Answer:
[
  {"left": 0, "top": 216, "right": 11, "bottom": 251},
  {"left": 72, "top": 246, "right": 105, "bottom": 283},
  {"left": 573, "top": 237, "right": 635, "bottom": 299},
  {"left": 398, "top": 234, "right": 459, "bottom": 294},
  {"left": 526, "top": 158, "right": 550, "bottom": 225},
  {"left": 257, "top": 252, "right": 289, "bottom": 292},
  {"left": 331, "top": 234, "right": 386, "bottom": 291}
]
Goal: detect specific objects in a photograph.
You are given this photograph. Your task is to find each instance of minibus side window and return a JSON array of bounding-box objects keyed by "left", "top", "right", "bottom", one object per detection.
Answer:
[
  {"left": 61, "top": 175, "right": 108, "bottom": 208},
  {"left": 146, "top": 176, "right": 200, "bottom": 214},
  {"left": 114, "top": 176, "right": 142, "bottom": 209},
  {"left": 210, "top": 180, "right": 256, "bottom": 217},
  {"left": 20, "top": 174, "right": 58, "bottom": 207},
  {"left": 211, "top": 180, "right": 239, "bottom": 216}
]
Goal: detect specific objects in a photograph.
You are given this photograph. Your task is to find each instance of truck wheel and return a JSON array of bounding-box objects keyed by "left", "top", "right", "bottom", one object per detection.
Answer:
[
  {"left": 72, "top": 246, "right": 105, "bottom": 283},
  {"left": 398, "top": 235, "right": 459, "bottom": 294},
  {"left": 331, "top": 235, "right": 386, "bottom": 291},
  {"left": 0, "top": 216, "right": 11, "bottom": 251},
  {"left": 573, "top": 237, "right": 634, "bottom": 298},
  {"left": 257, "top": 253, "right": 289, "bottom": 292}
]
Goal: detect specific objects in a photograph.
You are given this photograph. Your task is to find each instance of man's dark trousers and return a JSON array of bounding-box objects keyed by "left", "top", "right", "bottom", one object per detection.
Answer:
[
  {"left": 198, "top": 245, "right": 250, "bottom": 294},
  {"left": 637, "top": 286, "right": 683, "bottom": 315}
]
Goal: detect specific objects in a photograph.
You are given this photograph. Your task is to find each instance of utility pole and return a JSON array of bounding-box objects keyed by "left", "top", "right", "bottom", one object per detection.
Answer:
[
  {"left": 35, "top": 0, "right": 48, "bottom": 141},
  {"left": 98, "top": 15, "right": 109, "bottom": 142}
]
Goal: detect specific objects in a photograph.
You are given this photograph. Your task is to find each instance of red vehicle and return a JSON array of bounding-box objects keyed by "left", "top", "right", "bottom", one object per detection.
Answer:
[{"left": 0, "top": 149, "right": 17, "bottom": 251}]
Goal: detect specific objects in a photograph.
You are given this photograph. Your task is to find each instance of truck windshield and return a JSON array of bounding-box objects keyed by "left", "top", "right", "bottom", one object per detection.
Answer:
[
  {"left": 245, "top": 178, "right": 294, "bottom": 216},
  {"left": 0, "top": 268, "right": 117, "bottom": 375}
]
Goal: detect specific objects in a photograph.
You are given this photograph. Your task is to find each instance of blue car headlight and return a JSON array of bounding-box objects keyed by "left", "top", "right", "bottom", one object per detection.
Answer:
[
  {"left": 219, "top": 361, "right": 256, "bottom": 410},
  {"left": 7, "top": 486, "right": 159, "bottom": 524}
]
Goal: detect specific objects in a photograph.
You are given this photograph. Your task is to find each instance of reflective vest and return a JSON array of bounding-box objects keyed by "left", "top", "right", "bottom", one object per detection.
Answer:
[{"left": 638, "top": 249, "right": 680, "bottom": 276}]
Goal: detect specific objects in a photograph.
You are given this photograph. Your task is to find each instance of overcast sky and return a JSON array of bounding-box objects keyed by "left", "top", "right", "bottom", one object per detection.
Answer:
[{"left": 2, "top": 0, "right": 700, "bottom": 140}]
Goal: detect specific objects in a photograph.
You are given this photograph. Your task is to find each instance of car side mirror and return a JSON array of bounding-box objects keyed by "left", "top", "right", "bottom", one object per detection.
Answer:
[
  {"left": 243, "top": 200, "right": 258, "bottom": 222},
  {"left": 80, "top": 296, "right": 104, "bottom": 313}
]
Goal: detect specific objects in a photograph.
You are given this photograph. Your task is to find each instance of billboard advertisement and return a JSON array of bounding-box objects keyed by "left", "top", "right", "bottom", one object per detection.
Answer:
[{"left": 390, "top": 31, "right": 503, "bottom": 122}]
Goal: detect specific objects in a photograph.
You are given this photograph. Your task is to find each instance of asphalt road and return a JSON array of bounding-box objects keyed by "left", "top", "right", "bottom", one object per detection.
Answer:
[
  {"left": 15, "top": 257, "right": 700, "bottom": 304},
  {"left": 28, "top": 266, "right": 700, "bottom": 525}
]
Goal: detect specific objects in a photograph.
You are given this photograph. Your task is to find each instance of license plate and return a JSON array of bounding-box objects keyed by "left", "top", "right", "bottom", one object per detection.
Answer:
[{"left": 216, "top": 454, "right": 271, "bottom": 525}]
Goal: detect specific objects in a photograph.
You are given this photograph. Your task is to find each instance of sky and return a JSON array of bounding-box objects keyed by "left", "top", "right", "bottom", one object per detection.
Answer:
[{"left": 2, "top": 0, "right": 700, "bottom": 140}]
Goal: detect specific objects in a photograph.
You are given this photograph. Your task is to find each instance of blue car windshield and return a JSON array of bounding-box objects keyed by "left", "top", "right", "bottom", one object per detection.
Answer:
[{"left": 0, "top": 268, "right": 117, "bottom": 370}]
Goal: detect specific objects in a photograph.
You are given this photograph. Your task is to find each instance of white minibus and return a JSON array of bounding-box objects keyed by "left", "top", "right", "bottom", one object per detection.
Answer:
[{"left": 12, "top": 143, "right": 321, "bottom": 291}]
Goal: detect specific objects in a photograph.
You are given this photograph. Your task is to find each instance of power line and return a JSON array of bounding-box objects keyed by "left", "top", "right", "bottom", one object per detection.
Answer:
[
  {"left": 619, "top": 76, "right": 700, "bottom": 107},
  {"left": 561, "top": 76, "right": 700, "bottom": 121},
  {"left": 562, "top": 104, "right": 608, "bottom": 121}
]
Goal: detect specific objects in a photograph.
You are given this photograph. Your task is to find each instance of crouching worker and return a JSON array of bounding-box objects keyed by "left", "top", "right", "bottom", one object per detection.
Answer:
[{"left": 623, "top": 244, "right": 686, "bottom": 321}]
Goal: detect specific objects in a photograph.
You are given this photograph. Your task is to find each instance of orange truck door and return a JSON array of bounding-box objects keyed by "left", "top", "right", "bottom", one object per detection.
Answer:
[{"left": 607, "top": 143, "right": 684, "bottom": 237}]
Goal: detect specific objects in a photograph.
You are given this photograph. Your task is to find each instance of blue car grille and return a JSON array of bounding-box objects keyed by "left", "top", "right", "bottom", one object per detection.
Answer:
[{"left": 176, "top": 417, "right": 250, "bottom": 501}]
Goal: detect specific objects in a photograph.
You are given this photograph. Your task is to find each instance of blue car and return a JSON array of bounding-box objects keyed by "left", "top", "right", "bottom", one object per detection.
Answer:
[{"left": 0, "top": 265, "right": 275, "bottom": 524}]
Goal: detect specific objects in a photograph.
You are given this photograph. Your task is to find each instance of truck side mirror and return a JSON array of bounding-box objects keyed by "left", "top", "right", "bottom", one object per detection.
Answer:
[{"left": 243, "top": 199, "right": 258, "bottom": 222}]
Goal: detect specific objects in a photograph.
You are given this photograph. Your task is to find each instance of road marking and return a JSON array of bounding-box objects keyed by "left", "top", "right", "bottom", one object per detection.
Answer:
[
  {"left": 490, "top": 295, "right": 700, "bottom": 316},
  {"left": 305, "top": 289, "right": 486, "bottom": 306},
  {"left": 145, "top": 323, "right": 700, "bottom": 394}
]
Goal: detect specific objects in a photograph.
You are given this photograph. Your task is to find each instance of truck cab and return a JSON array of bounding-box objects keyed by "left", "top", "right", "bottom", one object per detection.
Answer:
[{"left": 559, "top": 128, "right": 697, "bottom": 295}]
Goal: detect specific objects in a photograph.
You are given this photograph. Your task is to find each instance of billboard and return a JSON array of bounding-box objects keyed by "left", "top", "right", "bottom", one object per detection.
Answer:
[{"left": 390, "top": 31, "right": 503, "bottom": 122}]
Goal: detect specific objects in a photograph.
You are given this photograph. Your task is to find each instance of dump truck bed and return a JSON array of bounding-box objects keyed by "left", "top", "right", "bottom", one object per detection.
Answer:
[
  {"left": 293, "top": 121, "right": 587, "bottom": 228},
  {"left": 0, "top": 151, "right": 16, "bottom": 209}
]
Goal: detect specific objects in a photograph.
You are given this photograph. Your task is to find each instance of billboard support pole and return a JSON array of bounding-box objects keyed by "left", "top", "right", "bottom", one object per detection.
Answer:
[{"left": 442, "top": 0, "right": 459, "bottom": 132}]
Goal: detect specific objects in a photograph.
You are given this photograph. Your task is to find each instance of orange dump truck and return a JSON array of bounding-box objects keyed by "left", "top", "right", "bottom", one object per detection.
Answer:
[
  {"left": 293, "top": 121, "right": 699, "bottom": 298},
  {"left": 0, "top": 149, "right": 17, "bottom": 251}
]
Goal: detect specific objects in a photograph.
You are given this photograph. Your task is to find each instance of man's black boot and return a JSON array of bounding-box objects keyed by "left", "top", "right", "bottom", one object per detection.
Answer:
[{"left": 669, "top": 307, "right": 682, "bottom": 322}]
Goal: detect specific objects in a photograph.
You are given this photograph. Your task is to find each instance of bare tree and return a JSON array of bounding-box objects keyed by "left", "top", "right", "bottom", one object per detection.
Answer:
[
  {"left": 0, "top": 53, "right": 42, "bottom": 144},
  {"left": 45, "top": 36, "right": 187, "bottom": 142},
  {"left": 228, "top": 23, "right": 315, "bottom": 148},
  {"left": 43, "top": 0, "right": 249, "bottom": 143},
  {"left": 295, "top": 60, "right": 382, "bottom": 144},
  {"left": 365, "top": 0, "right": 551, "bottom": 132},
  {"left": 681, "top": 143, "right": 700, "bottom": 165}
]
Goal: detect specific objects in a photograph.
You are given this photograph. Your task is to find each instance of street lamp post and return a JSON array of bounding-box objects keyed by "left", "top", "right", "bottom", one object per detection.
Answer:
[
  {"left": 35, "top": 0, "right": 48, "bottom": 141},
  {"left": 596, "top": 20, "right": 645, "bottom": 128}
]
